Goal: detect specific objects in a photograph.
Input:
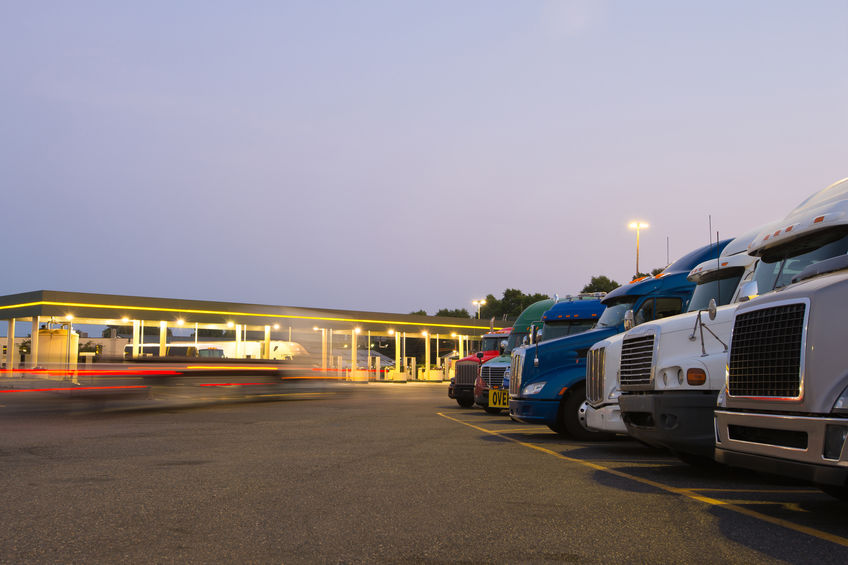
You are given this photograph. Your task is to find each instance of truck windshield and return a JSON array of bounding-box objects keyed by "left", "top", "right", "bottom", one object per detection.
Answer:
[
  {"left": 687, "top": 267, "right": 745, "bottom": 312},
  {"left": 596, "top": 297, "right": 638, "bottom": 328},
  {"left": 480, "top": 337, "right": 502, "bottom": 351},
  {"left": 504, "top": 332, "right": 525, "bottom": 354},
  {"left": 540, "top": 319, "right": 596, "bottom": 341},
  {"left": 754, "top": 229, "right": 848, "bottom": 292}
]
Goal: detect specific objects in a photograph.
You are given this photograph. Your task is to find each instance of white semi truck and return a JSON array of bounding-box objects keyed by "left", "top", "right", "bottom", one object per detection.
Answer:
[
  {"left": 584, "top": 232, "right": 757, "bottom": 438},
  {"left": 614, "top": 235, "right": 759, "bottom": 462},
  {"left": 715, "top": 177, "right": 848, "bottom": 499}
]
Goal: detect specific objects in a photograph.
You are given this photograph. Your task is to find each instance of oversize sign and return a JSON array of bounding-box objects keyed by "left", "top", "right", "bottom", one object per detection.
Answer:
[{"left": 489, "top": 389, "right": 509, "bottom": 409}]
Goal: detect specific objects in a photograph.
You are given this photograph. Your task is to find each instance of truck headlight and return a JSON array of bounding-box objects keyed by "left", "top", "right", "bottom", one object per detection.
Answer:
[
  {"left": 523, "top": 382, "right": 546, "bottom": 395},
  {"left": 716, "top": 386, "right": 727, "bottom": 408}
]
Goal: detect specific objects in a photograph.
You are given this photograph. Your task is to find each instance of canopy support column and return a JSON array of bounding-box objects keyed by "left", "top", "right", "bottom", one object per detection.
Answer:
[{"left": 30, "top": 316, "right": 40, "bottom": 368}]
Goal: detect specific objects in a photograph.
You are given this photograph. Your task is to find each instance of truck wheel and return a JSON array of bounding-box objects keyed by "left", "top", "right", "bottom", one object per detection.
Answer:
[
  {"left": 484, "top": 406, "right": 502, "bottom": 415},
  {"left": 456, "top": 398, "right": 474, "bottom": 408},
  {"left": 559, "top": 383, "right": 616, "bottom": 441}
]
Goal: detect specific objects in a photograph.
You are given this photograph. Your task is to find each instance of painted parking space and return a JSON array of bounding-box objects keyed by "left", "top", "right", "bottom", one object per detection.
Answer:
[{"left": 439, "top": 411, "right": 848, "bottom": 549}]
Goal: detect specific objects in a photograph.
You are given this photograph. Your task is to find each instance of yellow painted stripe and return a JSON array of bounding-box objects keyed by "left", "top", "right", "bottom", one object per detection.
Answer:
[
  {"left": 0, "top": 300, "right": 499, "bottom": 330},
  {"left": 692, "top": 489, "right": 818, "bottom": 494},
  {"left": 437, "top": 412, "right": 848, "bottom": 548}
]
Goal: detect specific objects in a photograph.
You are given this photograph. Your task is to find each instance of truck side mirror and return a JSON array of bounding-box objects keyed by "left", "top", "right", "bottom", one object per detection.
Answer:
[
  {"left": 522, "top": 335, "right": 530, "bottom": 346},
  {"left": 708, "top": 298, "right": 717, "bottom": 320},
  {"left": 476, "top": 352, "right": 484, "bottom": 359},
  {"left": 623, "top": 310, "right": 635, "bottom": 331},
  {"left": 499, "top": 339, "right": 508, "bottom": 351}
]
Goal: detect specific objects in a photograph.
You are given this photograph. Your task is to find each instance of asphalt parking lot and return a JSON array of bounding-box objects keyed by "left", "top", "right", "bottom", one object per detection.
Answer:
[{"left": 1, "top": 382, "right": 847, "bottom": 564}]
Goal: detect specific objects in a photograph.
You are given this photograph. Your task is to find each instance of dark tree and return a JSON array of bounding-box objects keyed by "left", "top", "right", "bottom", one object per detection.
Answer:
[
  {"left": 197, "top": 329, "right": 235, "bottom": 339},
  {"left": 480, "top": 289, "right": 551, "bottom": 320},
  {"left": 101, "top": 325, "right": 172, "bottom": 338},
  {"left": 581, "top": 276, "right": 620, "bottom": 293},
  {"left": 409, "top": 309, "right": 427, "bottom": 316},
  {"left": 435, "top": 308, "right": 471, "bottom": 318}
]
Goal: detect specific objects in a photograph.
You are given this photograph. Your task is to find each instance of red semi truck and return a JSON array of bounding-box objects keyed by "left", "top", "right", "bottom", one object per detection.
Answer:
[{"left": 448, "top": 328, "right": 511, "bottom": 408}]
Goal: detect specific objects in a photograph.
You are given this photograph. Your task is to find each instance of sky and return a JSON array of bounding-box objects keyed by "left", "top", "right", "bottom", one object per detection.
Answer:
[{"left": 2, "top": 1, "right": 846, "bottom": 315}]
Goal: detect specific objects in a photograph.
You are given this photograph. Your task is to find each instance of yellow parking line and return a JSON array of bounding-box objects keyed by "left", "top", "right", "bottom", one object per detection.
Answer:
[
  {"left": 692, "top": 488, "right": 818, "bottom": 494},
  {"left": 485, "top": 428, "right": 558, "bottom": 434},
  {"left": 437, "top": 412, "right": 848, "bottom": 548}
]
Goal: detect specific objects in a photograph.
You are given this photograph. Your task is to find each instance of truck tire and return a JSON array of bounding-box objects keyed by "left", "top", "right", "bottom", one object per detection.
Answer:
[
  {"left": 558, "top": 383, "right": 616, "bottom": 441},
  {"left": 456, "top": 398, "right": 474, "bottom": 408}
]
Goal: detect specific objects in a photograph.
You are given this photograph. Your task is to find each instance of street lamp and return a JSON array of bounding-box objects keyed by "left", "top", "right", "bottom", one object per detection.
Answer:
[
  {"left": 628, "top": 221, "right": 650, "bottom": 276},
  {"left": 472, "top": 299, "right": 486, "bottom": 319}
]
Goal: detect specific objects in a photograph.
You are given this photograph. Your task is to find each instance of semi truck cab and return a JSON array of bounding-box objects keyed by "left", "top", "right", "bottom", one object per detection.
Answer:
[
  {"left": 714, "top": 178, "right": 848, "bottom": 498},
  {"left": 474, "top": 299, "right": 554, "bottom": 414},
  {"left": 448, "top": 328, "right": 511, "bottom": 408},
  {"left": 609, "top": 230, "right": 762, "bottom": 460}
]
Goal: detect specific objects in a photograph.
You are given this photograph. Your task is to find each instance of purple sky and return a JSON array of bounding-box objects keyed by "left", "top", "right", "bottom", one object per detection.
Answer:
[{"left": 2, "top": 1, "right": 846, "bottom": 315}]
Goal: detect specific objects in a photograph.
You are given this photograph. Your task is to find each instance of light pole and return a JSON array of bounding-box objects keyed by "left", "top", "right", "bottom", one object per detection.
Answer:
[
  {"left": 472, "top": 299, "right": 486, "bottom": 319},
  {"left": 628, "top": 221, "right": 649, "bottom": 276}
]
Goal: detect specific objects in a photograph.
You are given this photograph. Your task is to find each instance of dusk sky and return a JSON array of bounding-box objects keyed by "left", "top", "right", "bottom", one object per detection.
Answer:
[{"left": 2, "top": 1, "right": 846, "bottom": 315}]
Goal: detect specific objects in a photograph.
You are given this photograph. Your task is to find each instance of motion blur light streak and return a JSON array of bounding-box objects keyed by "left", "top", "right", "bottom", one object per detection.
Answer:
[
  {"left": 0, "top": 369, "right": 182, "bottom": 376},
  {"left": 0, "top": 385, "right": 149, "bottom": 393},
  {"left": 197, "top": 383, "right": 272, "bottom": 387},
  {"left": 185, "top": 366, "right": 279, "bottom": 371}
]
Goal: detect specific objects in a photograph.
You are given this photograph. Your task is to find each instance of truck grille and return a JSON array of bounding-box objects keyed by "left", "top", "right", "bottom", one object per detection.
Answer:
[
  {"left": 620, "top": 334, "right": 655, "bottom": 389},
  {"left": 510, "top": 354, "right": 523, "bottom": 395},
  {"left": 455, "top": 361, "right": 479, "bottom": 386},
  {"left": 728, "top": 302, "right": 805, "bottom": 398},
  {"left": 586, "top": 346, "right": 606, "bottom": 404},
  {"left": 481, "top": 365, "right": 507, "bottom": 388}
]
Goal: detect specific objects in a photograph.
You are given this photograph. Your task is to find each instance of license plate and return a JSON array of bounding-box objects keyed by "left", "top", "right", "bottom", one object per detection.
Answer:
[{"left": 489, "top": 389, "right": 509, "bottom": 409}]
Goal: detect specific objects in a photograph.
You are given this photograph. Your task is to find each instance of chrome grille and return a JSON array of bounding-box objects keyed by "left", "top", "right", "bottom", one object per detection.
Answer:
[
  {"left": 481, "top": 365, "right": 507, "bottom": 387},
  {"left": 454, "top": 361, "right": 479, "bottom": 386},
  {"left": 586, "top": 346, "right": 606, "bottom": 404},
  {"left": 510, "top": 354, "right": 523, "bottom": 395},
  {"left": 620, "top": 334, "right": 655, "bottom": 389},
  {"left": 728, "top": 303, "right": 805, "bottom": 398}
]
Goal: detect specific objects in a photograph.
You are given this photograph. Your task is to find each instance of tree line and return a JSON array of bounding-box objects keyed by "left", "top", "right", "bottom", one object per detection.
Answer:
[{"left": 412, "top": 268, "right": 665, "bottom": 319}]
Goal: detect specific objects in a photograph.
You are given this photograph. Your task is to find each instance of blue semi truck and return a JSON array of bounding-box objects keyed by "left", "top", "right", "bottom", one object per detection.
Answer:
[
  {"left": 509, "top": 240, "right": 730, "bottom": 439},
  {"left": 480, "top": 296, "right": 604, "bottom": 413}
]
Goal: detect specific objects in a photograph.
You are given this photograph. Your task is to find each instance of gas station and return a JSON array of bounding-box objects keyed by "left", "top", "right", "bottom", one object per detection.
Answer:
[{"left": 0, "top": 290, "right": 502, "bottom": 382}]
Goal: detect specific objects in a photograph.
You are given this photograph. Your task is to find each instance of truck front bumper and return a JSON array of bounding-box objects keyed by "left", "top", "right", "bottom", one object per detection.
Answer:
[
  {"left": 619, "top": 391, "right": 718, "bottom": 458},
  {"left": 475, "top": 388, "right": 490, "bottom": 407},
  {"left": 509, "top": 398, "right": 558, "bottom": 426},
  {"left": 715, "top": 410, "right": 848, "bottom": 487},
  {"left": 585, "top": 402, "right": 627, "bottom": 434},
  {"left": 449, "top": 384, "right": 474, "bottom": 403}
]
